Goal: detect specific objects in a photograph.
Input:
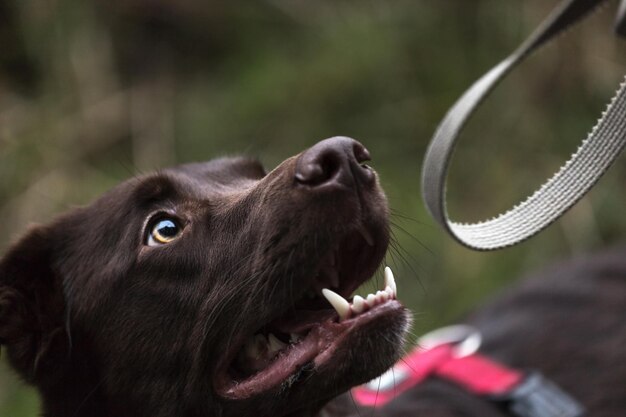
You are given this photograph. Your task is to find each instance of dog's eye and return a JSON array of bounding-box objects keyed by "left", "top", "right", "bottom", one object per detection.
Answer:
[{"left": 147, "top": 218, "right": 182, "bottom": 246}]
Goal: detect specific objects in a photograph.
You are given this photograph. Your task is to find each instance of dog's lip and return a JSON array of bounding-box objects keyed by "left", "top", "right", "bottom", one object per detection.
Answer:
[
  {"left": 215, "top": 268, "right": 402, "bottom": 399},
  {"left": 213, "top": 299, "right": 404, "bottom": 399}
]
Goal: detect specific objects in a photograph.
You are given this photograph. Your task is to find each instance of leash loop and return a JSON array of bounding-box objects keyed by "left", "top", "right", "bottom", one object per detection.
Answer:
[{"left": 422, "top": 0, "right": 626, "bottom": 250}]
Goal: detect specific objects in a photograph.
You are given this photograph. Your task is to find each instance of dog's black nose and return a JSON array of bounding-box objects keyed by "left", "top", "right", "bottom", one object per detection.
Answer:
[{"left": 295, "top": 137, "right": 374, "bottom": 188}]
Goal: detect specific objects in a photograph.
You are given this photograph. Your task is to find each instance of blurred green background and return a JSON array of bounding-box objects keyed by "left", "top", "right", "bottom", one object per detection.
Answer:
[{"left": 0, "top": 0, "right": 624, "bottom": 414}]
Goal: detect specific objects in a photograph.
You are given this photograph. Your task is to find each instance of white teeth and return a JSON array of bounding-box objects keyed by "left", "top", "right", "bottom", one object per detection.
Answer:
[
  {"left": 352, "top": 295, "right": 365, "bottom": 313},
  {"left": 385, "top": 286, "right": 394, "bottom": 298},
  {"left": 322, "top": 267, "right": 399, "bottom": 322},
  {"left": 322, "top": 288, "right": 351, "bottom": 321},
  {"left": 384, "top": 266, "right": 397, "bottom": 295},
  {"left": 267, "top": 333, "right": 287, "bottom": 354},
  {"left": 290, "top": 333, "right": 301, "bottom": 344}
]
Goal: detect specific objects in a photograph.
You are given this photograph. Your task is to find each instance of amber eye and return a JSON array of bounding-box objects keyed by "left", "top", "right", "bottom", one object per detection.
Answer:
[{"left": 147, "top": 218, "right": 182, "bottom": 246}]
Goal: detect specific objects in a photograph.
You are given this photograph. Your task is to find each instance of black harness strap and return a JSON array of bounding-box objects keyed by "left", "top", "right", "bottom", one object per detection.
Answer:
[{"left": 421, "top": 0, "right": 626, "bottom": 250}]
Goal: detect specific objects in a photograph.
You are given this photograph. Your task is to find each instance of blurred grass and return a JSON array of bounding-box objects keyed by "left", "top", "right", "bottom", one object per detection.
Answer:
[{"left": 0, "top": 0, "right": 625, "bottom": 414}]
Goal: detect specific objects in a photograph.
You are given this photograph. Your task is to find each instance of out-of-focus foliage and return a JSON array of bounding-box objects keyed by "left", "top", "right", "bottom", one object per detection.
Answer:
[{"left": 0, "top": 0, "right": 624, "bottom": 414}]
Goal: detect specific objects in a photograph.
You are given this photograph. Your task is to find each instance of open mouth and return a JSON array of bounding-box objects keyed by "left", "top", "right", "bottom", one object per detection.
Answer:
[
  {"left": 215, "top": 223, "right": 403, "bottom": 399},
  {"left": 214, "top": 224, "right": 403, "bottom": 399}
]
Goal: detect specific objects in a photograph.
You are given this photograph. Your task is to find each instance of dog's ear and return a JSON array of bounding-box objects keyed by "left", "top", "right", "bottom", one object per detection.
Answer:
[{"left": 0, "top": 224, "right": 68, "bottom": 382}]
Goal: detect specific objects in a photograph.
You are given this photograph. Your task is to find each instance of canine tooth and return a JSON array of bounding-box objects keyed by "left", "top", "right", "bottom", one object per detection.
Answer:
[
  {"left": 367, "top": 293, "right": 376, "bottom": 305},
  {"left": 352, "top": 295, "right": 365, "bottom": 313},
  {"left": 384, "top": 267, "right": 397, "bottom": 295},
  {"left": 267, "top": 333, "right": 287, "bottom": 354},
  {"left": 322, "top": 288, "right": 350, "bottom": 320},
  {"left": 290, "top": 333, "right": 301, "bottom": 343}
]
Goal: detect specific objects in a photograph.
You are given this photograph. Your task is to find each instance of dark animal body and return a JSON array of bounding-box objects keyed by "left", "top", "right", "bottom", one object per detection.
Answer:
[{"left": 1, "top": 137, "right": 625, "bottom": 417}]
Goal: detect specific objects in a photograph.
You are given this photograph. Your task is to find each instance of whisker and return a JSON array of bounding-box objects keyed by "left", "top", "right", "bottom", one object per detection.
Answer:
[
  {"left": 388, "top": 240, "right": 425, "bottom": 292},
  {"left": 348, "top": 390, "right": 364, "bottom": 417},
  {"left": 389, "top": 208, "right": 428, "bottom": 226},
  {"left": 390, "top": 220, "right": 434, "bottom": 256},
  {"left": 371, "top": 373, "right": 382, "bottom": 417},
  {"left": 72, "top": 380, "right": 105, "bottom": 417}
]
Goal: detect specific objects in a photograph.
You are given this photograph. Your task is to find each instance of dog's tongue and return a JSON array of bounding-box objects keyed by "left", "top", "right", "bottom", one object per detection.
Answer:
[{"left": 270, "top": 309, "right": 336, "bottom": 334}]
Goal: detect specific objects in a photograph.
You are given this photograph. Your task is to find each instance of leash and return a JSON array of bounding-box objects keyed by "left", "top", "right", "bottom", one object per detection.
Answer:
[
  {"left": 352, "top": 325, "right": 585, "bottom": 417},
  {"left": 422, "top": 0, "right": 626, "bottom": 250}
]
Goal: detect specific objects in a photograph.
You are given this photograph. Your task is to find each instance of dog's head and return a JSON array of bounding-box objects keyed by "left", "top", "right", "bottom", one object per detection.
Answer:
[{"left": 0, "top": 137, "right": 410, "bottom": 417}]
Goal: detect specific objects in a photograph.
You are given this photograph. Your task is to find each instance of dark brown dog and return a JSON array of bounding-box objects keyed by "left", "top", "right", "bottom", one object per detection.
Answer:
[{"left": 0, "top": 137, "right": 410, "bottom": 417}]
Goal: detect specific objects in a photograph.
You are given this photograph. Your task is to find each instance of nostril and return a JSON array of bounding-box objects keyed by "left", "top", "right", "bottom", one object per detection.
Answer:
[
  {"left": 351, "top": 141, "right": 375, "bottom": 185},
  {"left": 295, "top": 148, "right": 342, "bottom": 186},
  {"left": 295, "top": 137, "right": 374, "bottom": 188},
  {"left": 353, "top": 142, "right": 371, "bottom": 164}
]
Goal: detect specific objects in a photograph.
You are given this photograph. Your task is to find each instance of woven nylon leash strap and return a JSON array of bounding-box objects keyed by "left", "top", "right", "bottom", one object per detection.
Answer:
[{"left": 422, "top": 0, "right": 626, "bottom": 251}]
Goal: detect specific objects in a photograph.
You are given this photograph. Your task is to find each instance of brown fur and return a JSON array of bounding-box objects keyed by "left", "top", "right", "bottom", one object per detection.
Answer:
[{"left": 0, "top": 138, "right": 409, "bottom": 417}]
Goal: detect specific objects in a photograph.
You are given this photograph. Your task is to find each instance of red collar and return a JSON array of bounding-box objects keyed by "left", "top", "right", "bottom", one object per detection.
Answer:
[{"left": 352, "top": 343, "right": 523, "bottom": 407}]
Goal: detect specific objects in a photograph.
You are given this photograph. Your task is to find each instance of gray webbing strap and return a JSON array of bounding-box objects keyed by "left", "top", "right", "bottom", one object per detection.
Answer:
[{"left": 421, "top": 0, "right": 626, "bottom": 251}]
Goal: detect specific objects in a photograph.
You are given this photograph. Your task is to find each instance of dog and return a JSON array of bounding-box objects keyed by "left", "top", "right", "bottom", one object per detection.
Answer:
[
  {"left": 2, "top": 137, "right": 625, "bottom": 417},
  {"left": 0, "top": 137, "right": 411, "bottom": 417}
]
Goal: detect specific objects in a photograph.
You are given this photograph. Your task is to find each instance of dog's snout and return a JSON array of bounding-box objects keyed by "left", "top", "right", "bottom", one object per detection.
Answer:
[{"left": 295, "top": 137, "right": 374, "bottom": 188}]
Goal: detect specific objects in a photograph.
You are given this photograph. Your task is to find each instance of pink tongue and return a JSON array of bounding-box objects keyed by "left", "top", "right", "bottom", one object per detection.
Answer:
[{"left": 270, "top": 309, "right": 336, "bottom": 334}]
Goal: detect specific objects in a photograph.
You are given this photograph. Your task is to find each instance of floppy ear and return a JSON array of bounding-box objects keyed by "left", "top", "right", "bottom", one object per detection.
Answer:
[{"left": 0, "top": 225, "right": 68, "bottom": 383}]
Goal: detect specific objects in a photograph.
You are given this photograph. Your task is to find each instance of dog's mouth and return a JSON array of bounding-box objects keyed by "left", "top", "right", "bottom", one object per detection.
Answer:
[{"left": 213, "top": 226, "right": 404, "bottom": 400}]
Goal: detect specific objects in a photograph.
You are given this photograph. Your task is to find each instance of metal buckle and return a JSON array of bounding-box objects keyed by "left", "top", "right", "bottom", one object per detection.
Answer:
[
  {"left": 416, "top": 324, "right": 482, "bottom": 358},
  {"left": 499, "top": 372, "right": 586, "bottom": 417}
]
